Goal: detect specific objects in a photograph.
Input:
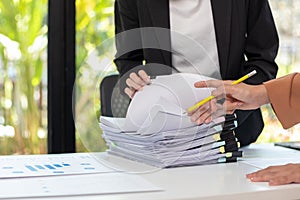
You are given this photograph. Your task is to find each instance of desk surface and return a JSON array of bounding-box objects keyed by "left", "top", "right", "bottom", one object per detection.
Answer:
[{"left": 5, "top": 144, "right": 300, "bottom": 200}]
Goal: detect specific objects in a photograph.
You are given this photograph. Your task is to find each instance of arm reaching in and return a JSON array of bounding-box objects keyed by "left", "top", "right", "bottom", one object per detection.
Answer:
[
  {"left": 195, "top": 73, "right": 300, "bottom": 128},
  {"left": 194, "top": 80, "right": 270, "bottom": 113},
  {"left": 188, "top": 80, "right": 269, "bottom": 125},
  {"left": 195, "top": 73, "right": 300, "bottom": 186}
]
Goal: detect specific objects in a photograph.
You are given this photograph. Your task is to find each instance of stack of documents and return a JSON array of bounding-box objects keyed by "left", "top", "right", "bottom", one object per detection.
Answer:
[
  {"left": 100, "top": 114, "right": 241, "bottom": 168},
  {"left": 100, "top": 73, "right": 242, "bottom": 168}
]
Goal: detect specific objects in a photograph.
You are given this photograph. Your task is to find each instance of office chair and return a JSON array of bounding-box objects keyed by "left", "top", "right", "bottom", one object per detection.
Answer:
[{"left": 100, "top": 74, "right": 130, "bottom": 117}]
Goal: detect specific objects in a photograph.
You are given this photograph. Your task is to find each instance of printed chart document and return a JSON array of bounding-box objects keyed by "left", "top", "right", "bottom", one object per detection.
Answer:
[
  {"left": 0, "top": 153, "right": 115, "bottom": 178},
  {"left": 0, "top": 173, "right": 162, "bottom": 199}
]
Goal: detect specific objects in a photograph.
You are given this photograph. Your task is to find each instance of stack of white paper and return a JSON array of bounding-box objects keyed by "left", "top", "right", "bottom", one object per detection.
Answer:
[
  {"left": 100, "top": 73, "right": 242, "bottom": 168},
  {"left": 101, "top": 115, "right": 241, "bottom": 168}
]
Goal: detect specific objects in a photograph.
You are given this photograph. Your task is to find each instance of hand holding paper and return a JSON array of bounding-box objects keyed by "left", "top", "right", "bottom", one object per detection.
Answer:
[
  {"left": 124, "top": 70, "right": 151, "bottom": 99},
  {"left": 192, "top": 70, "right": 260, "bottom": 123},
  {"left": 188, "top": 70, "right": 256, "bottom": 124},
  {"left": 125, "top": 73, "right": 215, "bottom": 132}
]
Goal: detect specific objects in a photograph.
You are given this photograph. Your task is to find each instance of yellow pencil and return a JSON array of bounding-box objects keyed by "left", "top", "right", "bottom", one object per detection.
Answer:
[
  {"left": 187, "top": 70, "right": 257, "bottom": 113},
  {"left": 231, "top": 70, "right": 257, "bottom": 85}
]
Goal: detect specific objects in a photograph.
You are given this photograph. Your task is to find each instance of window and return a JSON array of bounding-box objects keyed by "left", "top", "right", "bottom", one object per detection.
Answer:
[
  {"left": 0, "top": 0, "right": 48, "bottom": 154},
  {"left": 75, "top": 0, "right": 115, "bottom": 152},
  {"left": 258, "top": 0, "right": 300, "bottom": 143}
]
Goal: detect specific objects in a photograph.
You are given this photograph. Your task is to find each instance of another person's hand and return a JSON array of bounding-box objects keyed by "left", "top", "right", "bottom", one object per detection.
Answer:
[
  {"left": 124, "top": 70, "right": 151, "bottom": 98},
  {"left": 188, "top": 98, "right": 224, "bottom": 125},
  {"left": 194, "top": 80, "right": 270, "bottom": 113},
  {"left": 246, "top": 164, "right": 300, "bottom": 186}
]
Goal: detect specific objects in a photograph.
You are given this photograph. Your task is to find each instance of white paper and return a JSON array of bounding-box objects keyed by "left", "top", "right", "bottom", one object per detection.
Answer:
[
  {"left": 127, "top": 73, "right": 213, "bottom": 126},
  {"left": 106, "top": 133, "right": 222, "bottom": 155},
  {"left": 102, "top": 124, "right": 223, "bottom": 146},
  {"left": 108, "top": 146, "right": 227, "bottom": 168},
  {"left": 100, "top": 113, "right": 225, "bottom": 136},
  {"left": 101, "top": 73, "right": 214, "bottom": 133},
  {"left": 0, "top": 153, "right": 115, "bottom": 178},
  {"left": 0, "top": 173, "right": 162, "bottom": 199}
]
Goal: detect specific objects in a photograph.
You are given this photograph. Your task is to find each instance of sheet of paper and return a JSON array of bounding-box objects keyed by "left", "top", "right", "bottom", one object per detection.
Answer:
[
  {"left": 0, "top": 173, "right": 162, "bottom": 199},
  {"left": 102, "top": 123, "right": 223, "bottom": 146},
  {"left": 100, "top": 116, "right": 139, "bottom": 133},
  {"left": 0, "top": 153, "right": 115, "bottom": 178},
  {"left": 100, "top": 97, "right": 193, "bottom": 134},
  {"left": 109, "top": 146, "right": 226, "bottom": 168},
  {"left": 100, "top": 110, "right": 225, "bottom": 136},
  {"left": 107, "top": 133, "right": 222, "bottom": 155},
  {"left": 100, "top": 73, "right": 221, "bottom": 134},
  {"left": 124, "top": 73, "right": 214, "bottom": 132}
]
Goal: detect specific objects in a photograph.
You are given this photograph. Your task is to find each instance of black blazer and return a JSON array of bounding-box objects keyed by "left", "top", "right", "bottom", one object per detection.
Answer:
[{"left": 114, "top": 0, "right": 279, "bottom": 146}]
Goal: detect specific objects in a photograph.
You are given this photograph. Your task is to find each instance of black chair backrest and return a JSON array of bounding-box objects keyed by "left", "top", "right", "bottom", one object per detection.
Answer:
[{"left": 100, "top": 74, "right": 130, "bottom": 117}]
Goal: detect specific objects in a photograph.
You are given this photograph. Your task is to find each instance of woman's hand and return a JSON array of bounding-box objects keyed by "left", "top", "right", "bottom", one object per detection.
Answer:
[
  {"left": 188, "top": 98, "right": 224, "bottom": 125},
  {"left": 246, "top": 164, "right": 300, "bottom": 186},
  {"left": 188, "top": 79, "right": 270, "bottom": 125},
  {"left": 124, "top": 70, "right": 151, "bottom": 98},
  {"left": 194, "top": 80, "right": 270, "bottom": 113}
]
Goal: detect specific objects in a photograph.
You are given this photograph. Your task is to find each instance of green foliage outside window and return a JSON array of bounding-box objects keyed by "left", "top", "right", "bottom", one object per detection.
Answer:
[
  {"left": 0, "top": 0, "right": 48, "bottom": 154},
  {"left": 257, "top": 0, "right": 300, "bottom": 143},
  {"left": 75, "top": 0, "right": 115, "bottom": 152}
]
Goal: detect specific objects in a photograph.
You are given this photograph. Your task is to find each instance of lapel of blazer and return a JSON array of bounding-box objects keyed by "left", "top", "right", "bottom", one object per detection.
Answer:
[
  {"left": 145, "top": 0, "right": 172, "bottom": 67},
  {"left": 211, "top": 0, "right": 232, "bottom": 78}
]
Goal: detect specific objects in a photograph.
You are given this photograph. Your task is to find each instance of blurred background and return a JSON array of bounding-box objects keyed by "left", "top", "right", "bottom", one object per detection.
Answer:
[{"left": 0, "top": 0, "right": 299, "bottom": 155}]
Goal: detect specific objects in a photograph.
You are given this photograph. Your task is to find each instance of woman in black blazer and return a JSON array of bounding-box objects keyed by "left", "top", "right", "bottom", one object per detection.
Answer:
[{"left": 114, "top": 0, "right": 279, "bottom": 146}]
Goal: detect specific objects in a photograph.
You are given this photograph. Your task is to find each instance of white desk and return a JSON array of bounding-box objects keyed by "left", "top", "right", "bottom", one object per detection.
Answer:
[{"left": 3, "top": 144, "right": 300, "bottom": 200}]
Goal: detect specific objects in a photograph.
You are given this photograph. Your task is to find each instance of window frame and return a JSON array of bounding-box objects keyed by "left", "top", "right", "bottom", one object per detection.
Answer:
[{"left": 47, "top": 0, "right": 76, "bottom": 153}]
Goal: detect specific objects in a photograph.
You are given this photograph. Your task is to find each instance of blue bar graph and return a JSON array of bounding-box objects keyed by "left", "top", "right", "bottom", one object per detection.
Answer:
[
  {"left": 25, "top": 165, "right": 37, "bottom": 172},
  {"left": 44, "top": 165, "right": 56, "bottom": 170},
  {"left": 0, "top": 153, "right": 106, "bottom": 178},
  {"left": 22, "top": 163, "right": 72, "bottom": 171},
  {"left": 35, "top": 165, "right": 45, "bottom": 170}
]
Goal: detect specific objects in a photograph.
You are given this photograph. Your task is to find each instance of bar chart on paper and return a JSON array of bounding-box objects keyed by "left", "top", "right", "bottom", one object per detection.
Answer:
[{"left": 0, "top": 153, "right": 115, "bottom": 178}]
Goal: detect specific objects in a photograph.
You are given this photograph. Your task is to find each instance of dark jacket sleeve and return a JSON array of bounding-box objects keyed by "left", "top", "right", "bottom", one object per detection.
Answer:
[
  {"left": 243, "top": 0, "right": 279, "bottom": 85},
  {"left": 229, "top": 0, "right": 279, "bottom": 146},
  {"left": 114, "top": 0, "right": 144, "bottom": 76}
]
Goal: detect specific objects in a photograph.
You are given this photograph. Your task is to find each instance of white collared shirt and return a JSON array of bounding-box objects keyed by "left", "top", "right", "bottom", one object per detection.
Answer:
[{"left": 169, "top": 0, "right": 221, "bottom": 79}]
